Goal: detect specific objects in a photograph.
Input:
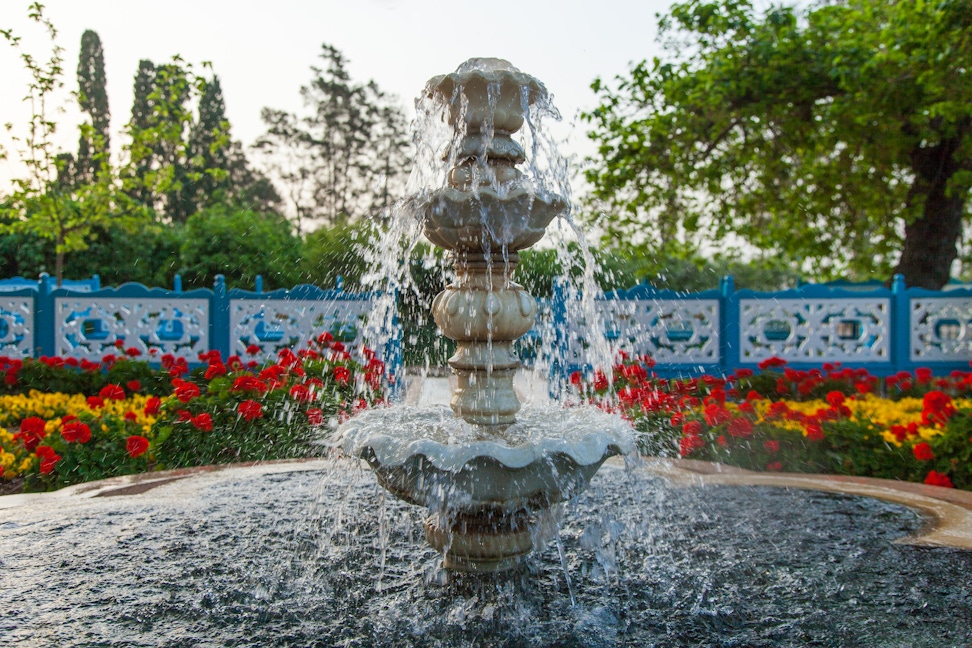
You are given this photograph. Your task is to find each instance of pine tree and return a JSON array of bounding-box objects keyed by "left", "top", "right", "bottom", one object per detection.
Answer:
[{"left": 76, "top": 30, "right": 110, "bottom": 184}]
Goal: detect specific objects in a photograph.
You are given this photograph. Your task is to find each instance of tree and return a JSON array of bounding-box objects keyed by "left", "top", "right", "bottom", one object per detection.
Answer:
[
  {"left": 125, "top": 63, "right": 280, "bottom": 222},
  {"left": 584, "top": 0, "right": 972, "bottom": 289},
  {"left": 75, "top": 29, "right": 109, "bottom": 184},
  {"left": 1, "top": 3, "right": 122, "bottom": 285},
  {"left": 177, "top": 205, "right": 302, "bottom": 290},
  {"left": 254, "top": 43, "right": 410, "bottom": 232}
]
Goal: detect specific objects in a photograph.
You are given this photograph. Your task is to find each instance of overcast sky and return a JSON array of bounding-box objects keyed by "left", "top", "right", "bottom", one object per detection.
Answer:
[{"left": 1, "top": 0, "right": 676, "bottom": 191}]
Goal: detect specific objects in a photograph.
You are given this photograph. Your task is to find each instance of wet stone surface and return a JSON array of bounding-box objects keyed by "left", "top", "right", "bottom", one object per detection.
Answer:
[{"left": 1, "top": 461, "right": 971, "bottom": 647}]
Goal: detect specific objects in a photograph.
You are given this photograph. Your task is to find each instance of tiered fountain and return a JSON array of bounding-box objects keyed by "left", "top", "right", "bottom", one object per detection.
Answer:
[{"left": 339, "top": 58, "right": 634, "bottom": 572}]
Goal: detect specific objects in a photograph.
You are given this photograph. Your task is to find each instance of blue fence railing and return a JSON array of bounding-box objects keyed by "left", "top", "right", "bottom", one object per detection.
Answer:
[
  {"left": 4, "top": 272, "right": 972, "bottom": 386},
  {"left": 0, "top": 273, "right": 402, "bottom": 384},
  {"left": 544, "top": 274, "right": 972, "bottom": 382}
]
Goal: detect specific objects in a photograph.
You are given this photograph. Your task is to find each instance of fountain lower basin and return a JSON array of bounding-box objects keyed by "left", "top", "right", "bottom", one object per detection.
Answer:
[
  {"left": 340, "top": 405, "right": 634, "bottom": 571},
  {"left": 2, "top": 459, "right": 970, "bottom": 646}
]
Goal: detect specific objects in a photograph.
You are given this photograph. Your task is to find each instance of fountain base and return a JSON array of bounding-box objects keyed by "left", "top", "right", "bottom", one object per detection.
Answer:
[{"left": 424, "top": 505, "right": 562, "bottom": 573}]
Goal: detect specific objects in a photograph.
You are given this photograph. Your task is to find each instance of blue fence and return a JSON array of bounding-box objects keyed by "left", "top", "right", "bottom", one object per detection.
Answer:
[
  {"left": 4, "top": 272, "right": 972, "bottom": 384},
  {"left": 0, "top": 274, "right": 401, "bottom": 383},
  {"left": 545, "top": 274, "right": 972, "bottom": 381}
]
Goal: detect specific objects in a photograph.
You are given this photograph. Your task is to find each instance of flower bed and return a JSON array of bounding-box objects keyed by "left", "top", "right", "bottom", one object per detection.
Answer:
[
  {"left": 0, "top": 333, "right": 387, "bottom": 493},
  {"left": 570, "top": 355, "right": 972, "bottom": 491}
]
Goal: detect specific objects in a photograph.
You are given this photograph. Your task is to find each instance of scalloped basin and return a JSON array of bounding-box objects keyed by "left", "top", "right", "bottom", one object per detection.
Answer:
[
  {"left": 338, "top": 405, "right": 635, "bottom": 514},
  {"left": 420, "top": 186, "right": 567, "bottom": 254}
]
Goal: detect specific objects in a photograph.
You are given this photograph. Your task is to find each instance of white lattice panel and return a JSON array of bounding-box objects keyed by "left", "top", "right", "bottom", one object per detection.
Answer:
[
  {"left": 565, "top": 299, "right": 721, "bottom": 364},
  {"left": 229, "top": 299, "right": 372, "bottom": 356},
  {"left": 740, "top": 298, "right": 890, "bottom": 363},
  {"left": 910, "top": 298, "right": 972, "bottom": 362},
  {"left": 55, "top": 297, "right": 210, "bottom": 360},
  {"left": 0, "top": 297, "right": 34, "bottom": 357}
]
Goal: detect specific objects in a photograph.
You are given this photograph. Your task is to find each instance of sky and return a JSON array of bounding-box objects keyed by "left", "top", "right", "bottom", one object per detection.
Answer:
[{"left": 1, "top": 0, "right": 676, "bottom": 193}]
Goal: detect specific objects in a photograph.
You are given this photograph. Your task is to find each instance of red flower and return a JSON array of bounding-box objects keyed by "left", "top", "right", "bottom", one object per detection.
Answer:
[
  {"left": 679, "top": 433, "right": 706, "bottom": 457},
  {"left": 735, "top": 368, "right": 754, "bottom": 379},
  {"left": 912, "top": 442, "right": 934, "bottom": 462},
  {"left": 745, "top": 390, "right": 763, "bottom": 401},
  {"left": 924, "top": 470, "right": 954, "bottom": 488},
  {"left": 593, "top": 371, "right": 609, "bottom": 392},
  {"left": 333, "top": 366, "right": 351, "bottom": 386},
  {"left": 727, "top": 417, "right": 754, "bottom": 438},
  {"left": 126, "top": 380, "right": 142, "bottom": 392},
  {"left": 682, "top": 420, "right": 703, "bottom": 436},
  {"left": 35, "top": 445, "right": 62, "bottom": 473},
  {"left": 306, "top": 408, "right": 325, "bottom": 426},
  {"left": 766, "top": 461, "right": 783, "bottom": 472},
  {"left": 16, "top": 417, "right": 47, "bottom": 451},
  {"left": 124, "top": 411, "right": 138, "bottom": 422},
  {"left": 191, "top": 413, "right": 213, "bottom": 432},
  {"left": 703, "top": 404, "right": 731, "bottom": 427},
  {"left": 177, "top": 410, "right": 192, "bottom": 422},
  {"left": 825, "top": 391, "right": 846, "bottom": 408},
  {"left": 805, "top": 423, "right": 825, "bottom": 442},
  {"left": 87, "top": 396, "right": 105, "bottom": 409},
  {"left": 763, "top": 439, "right": 780, "bottom": 453},
  {"left": 915, "top": 367, "right": 933, "bottom": 383},
  {"left": 289, "top": 384, "right": 315, "bottom": 402},
  {"left": 316, "top": 331, "right": 334, "bottom": 346},
  {"left": 238, "top": 400, "right": 263, "bottom": 421},
  {"left": 61, "top": 421, "right": 91, "bottom": 443},
  {"left": 125, "top": 347, "right": 141, "bottom": 357},
  {"left": 205, "top": 362, "right": 227, "bottom": 380},
  {"left": 144, "top": 397, "right": 162, "bottom": 416},
  {"left": 922, "top": 391, "right": 956, "bottom": 425},
  {"left": 174, "top": 381, "right": 201, "bottom": 403},
  {"left": 114, "top": 339, "right": 125, "bottom": 348},
  {"left": 230, "top": 375, "right": 268, "bottom": 394},
  {"left": 757, "top": 356, "right": 788, "bottom": 370},
  {"left": 100, "top": 384, "right": 126, "bottom": 401},
  {"left": 716, "top": 435, "right": 729, "bottom": 447},
  {"left": 126, "top": 435, "right": 149, "bottom": 459}
]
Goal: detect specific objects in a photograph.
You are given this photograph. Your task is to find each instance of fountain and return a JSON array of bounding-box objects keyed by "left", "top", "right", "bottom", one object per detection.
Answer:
[
  {"left": 3, "top": 58, "right": 972, "bottom": 647},
  {"left": 339, "top": 58, "right": 634, "bottom": 572}
]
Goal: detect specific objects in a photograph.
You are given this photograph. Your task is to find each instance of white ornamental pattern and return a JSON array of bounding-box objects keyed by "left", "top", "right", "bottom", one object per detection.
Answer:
[
  {"left": 740, "top": 298, "right": 890, "bottom": 363},
  {"left": 566, "top": 299, "right": 720, "bottom": 364},
  {"left": 55, "top": 297, "right": 209, "bottom": 361},
  {"left": 229, "top": 299, "right": 372, "bottom": 356},
  {"left": 0, "top": 297, "right": 34, "bottom": 357},
  {"left": 910, "top": 298, "right": 972, "bottom": 362}
]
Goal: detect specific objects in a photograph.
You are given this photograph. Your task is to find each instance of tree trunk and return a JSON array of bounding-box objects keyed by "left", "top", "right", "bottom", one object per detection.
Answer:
[{"left": 894, "top": 137, "right": 965, "bottom": 290}]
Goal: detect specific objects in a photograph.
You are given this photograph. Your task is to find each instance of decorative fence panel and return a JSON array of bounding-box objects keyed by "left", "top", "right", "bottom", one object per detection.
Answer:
[
  {"left": 546, "top": 275, "right": 972, "bottom": 380},
  {"left": 2, "top": 274, "right": 401, "bottom": 384}
]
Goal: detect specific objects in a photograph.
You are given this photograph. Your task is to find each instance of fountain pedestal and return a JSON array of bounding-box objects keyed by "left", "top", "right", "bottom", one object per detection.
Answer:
[{"left": 340, "top": 58, "right": 633, "bottom": 573}]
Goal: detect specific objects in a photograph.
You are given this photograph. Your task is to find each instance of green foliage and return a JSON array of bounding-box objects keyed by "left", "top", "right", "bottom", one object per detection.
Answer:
[
  {"left": 177, "top": 205, "right": 303, "bottom": 290},
  {"left": 299, "top": 219, "right": 375, "bottom": 290},
  {"left": 584, "top": 0, "right": 972, "bottom": 289},
  {"left": 1, "top": 5, "right": 134, "bottom": 285}
]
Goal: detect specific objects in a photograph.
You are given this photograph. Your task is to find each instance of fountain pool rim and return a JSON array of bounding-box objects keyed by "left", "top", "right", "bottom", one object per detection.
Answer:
[{"left": 3, "top": 456, "right": 970, "bottom": 551}]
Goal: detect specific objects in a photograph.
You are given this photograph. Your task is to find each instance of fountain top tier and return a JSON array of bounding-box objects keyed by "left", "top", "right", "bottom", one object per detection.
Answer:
[{"left": 416, "top": 58, "right": 568, "bottom": 260}]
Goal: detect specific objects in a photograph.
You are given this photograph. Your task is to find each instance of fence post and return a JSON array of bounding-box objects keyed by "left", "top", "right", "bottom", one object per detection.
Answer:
[
  {"left": 255, "top": 275, "right": 263, "bottom": 294},
  {"left": 173, "top": 274, "right": 182, "bottom": 293},
  {"left": 720, "top": 275, "right": 737, "bottom": 374},
  {"left": 92, "top": 274, "right": 101, "bottom": 291},
  {"left": 35, "top": 273, "right": 55, "bottom": 358},
  {"left": 891, "top": 274, "right": 908, "bottom": 375},
  {"left": 213, "top": 275, "right": 230, "bottom": 360}
]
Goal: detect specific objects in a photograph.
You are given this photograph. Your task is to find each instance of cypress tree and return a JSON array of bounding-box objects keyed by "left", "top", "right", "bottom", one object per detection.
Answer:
[
  {"left": 188, "top": 75, "right": 230, "bottom": 207},
  {"left": 76, "top": 30, "right": 110, "bottom": 184}
]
